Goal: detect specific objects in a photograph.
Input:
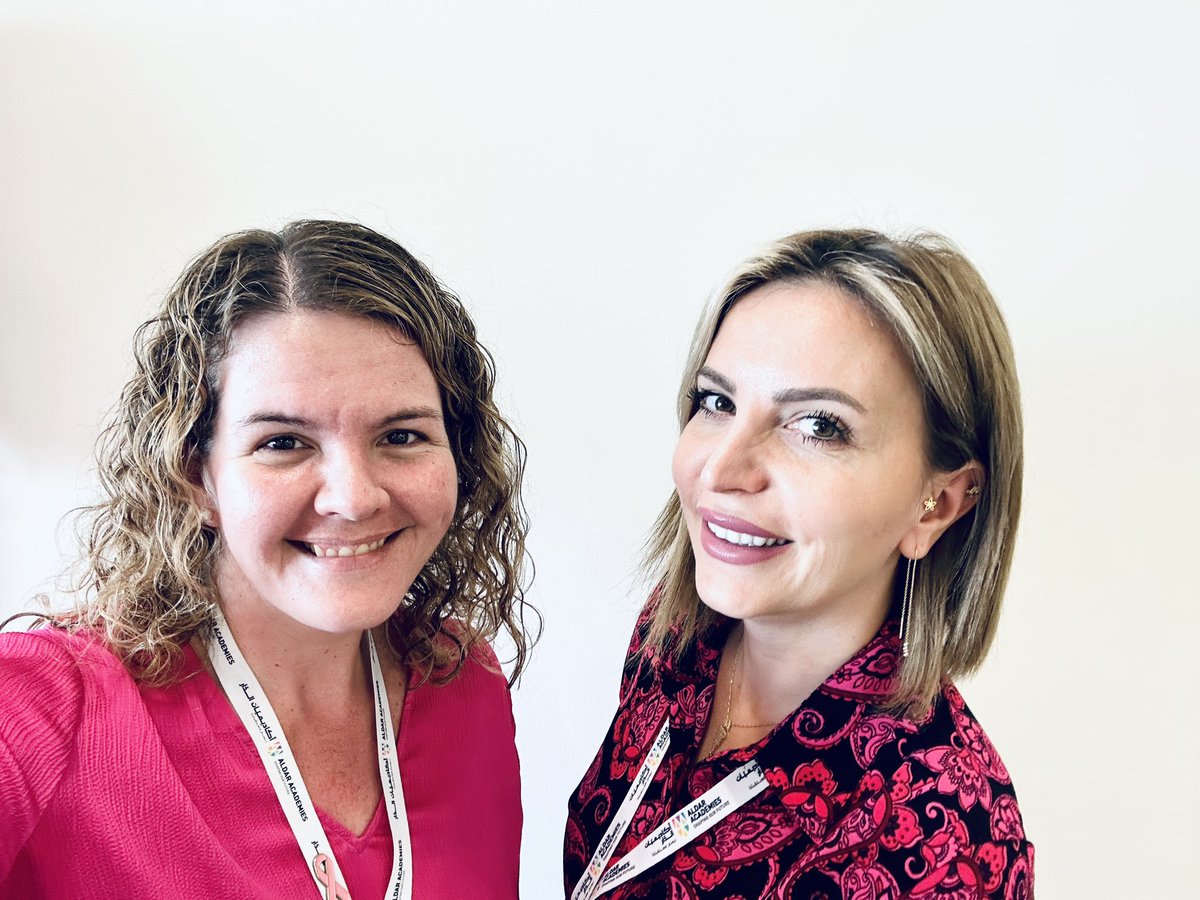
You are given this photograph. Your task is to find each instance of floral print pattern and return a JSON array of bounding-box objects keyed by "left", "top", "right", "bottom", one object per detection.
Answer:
[{"left": 565, "top": 608, "right": 1034, "bottom": 899}]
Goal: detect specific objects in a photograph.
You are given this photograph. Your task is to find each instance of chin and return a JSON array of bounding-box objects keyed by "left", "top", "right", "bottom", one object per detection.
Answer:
[
  {"left": 692, "top": 564, "right": 802, "bottom": 624},
  {"left": 694, "top": 579, "right": 759, "bottom": 622},
  {"left": 698, "top": 597, "right": 765, "bottom": 623},
  {"left": 292, "top": 601, "right": 402, "bottom": 636}
]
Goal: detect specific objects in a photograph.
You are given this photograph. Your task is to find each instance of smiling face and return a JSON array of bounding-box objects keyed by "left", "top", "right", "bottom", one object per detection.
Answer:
[
  {"left": 199, "top": 310, "right": 458, "bottom": 636},
  {"left": 672, "top": 280, "right": 934, "bottom": 631}
]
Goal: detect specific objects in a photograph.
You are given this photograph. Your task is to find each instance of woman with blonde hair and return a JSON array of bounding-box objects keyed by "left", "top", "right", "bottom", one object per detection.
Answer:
[
  {"left": 1, "top": 220, "right": 535, "bottom": 898},
  {"left": 565, "top": 229, "right": 1033, "bottom": 898}
]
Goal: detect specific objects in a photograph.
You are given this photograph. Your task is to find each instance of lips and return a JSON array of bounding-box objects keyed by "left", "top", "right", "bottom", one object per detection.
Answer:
[
  {"left": 289, "top": 529, "right": 402, "bottom": 558},
  {"left": 705, "top": 522, "right": 787, "bottom": 548},
  {"left": 697, "top": 507, "right": 791, "bottom": 566},
  {"left": 699, "top": 508, "right": 788, "bottom": 542}
]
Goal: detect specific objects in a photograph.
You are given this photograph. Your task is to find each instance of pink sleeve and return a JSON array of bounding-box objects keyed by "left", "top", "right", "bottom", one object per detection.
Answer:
[{"left": 0, "top": 630, "right": 85, "bottom": 877}]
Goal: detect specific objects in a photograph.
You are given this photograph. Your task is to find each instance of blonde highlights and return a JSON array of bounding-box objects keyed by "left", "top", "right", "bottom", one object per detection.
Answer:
[
  {"left": 61, "top": 220, "right": 536, "bottom": 685},
  {"left": 645, "top": 229, "right": 1023, "bottom": 713}
]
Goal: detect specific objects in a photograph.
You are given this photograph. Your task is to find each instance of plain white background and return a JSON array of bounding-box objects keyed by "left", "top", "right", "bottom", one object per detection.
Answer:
[{"left": 2, "top": 2, "right": 1197, "bottom": 896}]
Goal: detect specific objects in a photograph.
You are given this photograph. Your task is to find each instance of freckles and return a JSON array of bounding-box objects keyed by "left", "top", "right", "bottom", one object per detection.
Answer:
[
  {"left": 436, "top": 480, "right": 458, "bottom": 528},
  {"left": 403, "top": 457, "right": 458, "bottom": 526}
]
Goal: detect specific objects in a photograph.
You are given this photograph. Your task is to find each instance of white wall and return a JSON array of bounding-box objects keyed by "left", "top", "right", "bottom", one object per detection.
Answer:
[{"left": 2, "top": 2, "right": 1196, "bottom": 895}]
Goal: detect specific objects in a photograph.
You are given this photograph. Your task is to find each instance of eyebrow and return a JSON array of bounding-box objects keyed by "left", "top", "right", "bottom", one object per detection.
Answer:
[
  {"left": 237, "top": 406, "right": 444, "bottom": 429},
  {"left": 697, "top": 366, "right": 867, "bottom": 414}
]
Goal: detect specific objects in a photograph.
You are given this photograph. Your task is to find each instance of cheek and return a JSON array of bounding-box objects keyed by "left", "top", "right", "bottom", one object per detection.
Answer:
[
  {"left": 412, "top": 456, "right": 459, "bottom": 529},
  {"left": 671, "top": 427, "right": 704, "bottom": 501},
  {"left": 795, "top": 468, "right": 917, "bottom": 556},
  {"left": 770, "top": 463, "right": 894, "bottom": 555},
  {"left": 437, "top": 473, "right": 459, "bottom": 529},
  {"left": 209, "top": 465, "right": 308, "bottom": 537}
]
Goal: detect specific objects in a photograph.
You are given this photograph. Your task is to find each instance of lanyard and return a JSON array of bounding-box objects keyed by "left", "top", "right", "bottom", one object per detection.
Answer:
[
  {"left": 207, "top": 608, "right": 412, "bottom": 900},
  {"left": 571, "top": 718, "right": 768, "bottom": 900}
]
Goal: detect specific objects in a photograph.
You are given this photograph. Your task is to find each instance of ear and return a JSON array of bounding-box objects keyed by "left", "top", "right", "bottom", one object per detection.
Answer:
[
  {"left": 899, "top": 461, "right": 984, "bottom": 560},
  {"left": 189, "top": 460, "right": 220, "bottom": 529}
]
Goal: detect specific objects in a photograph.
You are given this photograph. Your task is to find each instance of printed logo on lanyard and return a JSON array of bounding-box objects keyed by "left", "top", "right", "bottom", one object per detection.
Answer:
[
  {"left": 572, "top": 717, "right": 768, "bottom": 900},
  {"left": 208, "top": 608, "right": 413, "bottom": 900}
]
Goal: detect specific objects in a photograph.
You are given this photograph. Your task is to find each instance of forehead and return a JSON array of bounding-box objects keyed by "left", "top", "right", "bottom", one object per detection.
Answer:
[
  {"left": 216, "top": 310, "right": 440, "bottom": 412},
  {"left": 708, "top": 281, "right": 917, "bottom": 397}
]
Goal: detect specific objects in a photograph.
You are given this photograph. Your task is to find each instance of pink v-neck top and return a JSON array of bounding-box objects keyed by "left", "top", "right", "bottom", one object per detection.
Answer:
[{"left": 0, "top": 625, "right": 521, "bottom": 898}]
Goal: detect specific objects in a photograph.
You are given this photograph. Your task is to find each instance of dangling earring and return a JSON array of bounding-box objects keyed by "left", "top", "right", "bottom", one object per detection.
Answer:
[{"left": 899, "top": 556, "right": 917, "bottom": 658}]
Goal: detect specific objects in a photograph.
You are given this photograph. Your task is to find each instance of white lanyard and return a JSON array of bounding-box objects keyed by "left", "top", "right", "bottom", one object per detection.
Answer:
[
  {"left": 572, "top": 717, "right": 768, "bottom": 900},
  {"left": 207, "top": 608, "right": 412, "bottom": 900}
]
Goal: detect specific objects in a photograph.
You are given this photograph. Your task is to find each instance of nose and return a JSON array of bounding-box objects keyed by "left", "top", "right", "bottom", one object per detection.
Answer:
[
  {"left": 697, "top": 422, "right": 769, "bottom": 495},
  {"left": 313, "top": 450, "right": 389, "bottom": 520}
]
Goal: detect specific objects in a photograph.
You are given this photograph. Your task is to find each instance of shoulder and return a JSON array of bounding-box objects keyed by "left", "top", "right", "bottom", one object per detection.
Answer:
[
  {"left": 460, "top": 637, "right": 510, "bottom": 699},
  {"left": 878, "top": 682, "right": 1034, "bottom": 896},
  {"left": 901, "top": 683, "right": 1020, "bottom": 809},
  {"left": 624, "top": 598, "right": 657, "bottom": 660},
  {"left": 0, "top": 625, "right": 128, "bottom": 741},
  {"left": 0, "top": 627, "right": 125, "bottom": 852},
  {"left": 405, "top": 628, "right": 518, "bottom": 755},
  {"left": 1, "top": 626, "right": 96, "bottom": 714},
  {"left": 614, "top": 594, "right": 726, "bottom": 703},
  {"left": 0, "top": 623, "right": 127, "bottom": 678},
  {"left": 422, "top": 622, "right": 511, "bottom": 703},
  {"left": 618, "top": 598, "right": 663, "bottom": 700},
  {"left": 428, "top": 619, "right": 508, "bottom": 680}
]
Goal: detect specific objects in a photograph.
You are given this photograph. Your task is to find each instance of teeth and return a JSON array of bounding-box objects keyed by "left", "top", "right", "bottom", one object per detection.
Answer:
[
  {"left": 307, "top": 537, "right": 387, "bottom": 558},
  {"left": 706, "top": 522, "right": 786, "bottom": 547}
]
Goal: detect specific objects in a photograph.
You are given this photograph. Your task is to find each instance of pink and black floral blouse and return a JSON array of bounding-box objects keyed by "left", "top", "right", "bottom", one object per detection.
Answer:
[{"left": 564, "top": 607, "right": 1034, "bottom": 899}]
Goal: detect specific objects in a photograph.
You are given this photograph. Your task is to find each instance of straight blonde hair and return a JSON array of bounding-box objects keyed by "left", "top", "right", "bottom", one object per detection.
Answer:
[{"left": 645, "top": 229, "right": 1022, "bottom": 713}]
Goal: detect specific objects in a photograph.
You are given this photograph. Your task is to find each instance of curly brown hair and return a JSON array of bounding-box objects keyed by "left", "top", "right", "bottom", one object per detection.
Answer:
[{"left": 61, "top": 220, "right": 536, "bottom": 685}]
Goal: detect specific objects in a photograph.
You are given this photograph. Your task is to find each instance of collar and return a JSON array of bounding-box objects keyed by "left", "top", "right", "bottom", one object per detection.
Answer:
[
  {"left": 680, "top": 617, "right": 901, "bottom": 701},
  {"left": 650, "top": 616, "right": 904, "bottom": 754}
]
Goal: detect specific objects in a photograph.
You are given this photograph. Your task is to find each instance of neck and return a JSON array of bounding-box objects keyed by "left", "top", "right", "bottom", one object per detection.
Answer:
[
  {"left": 734, "top": 603, "right": 888, "bottom": 723},
  {"left": 213, "top": 596, "right": 374, "bottom": 723}
]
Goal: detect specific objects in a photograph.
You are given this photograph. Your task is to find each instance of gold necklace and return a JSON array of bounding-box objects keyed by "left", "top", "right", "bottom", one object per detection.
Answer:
[
  {"left": 708, "top": 634, "right": 777, "bottom": 757},
  {"left": 707, "top": 640, "right": 739, "bottom": 757}
]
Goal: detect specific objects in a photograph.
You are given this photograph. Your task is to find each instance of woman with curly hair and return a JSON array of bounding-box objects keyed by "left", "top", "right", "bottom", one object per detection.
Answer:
[
  {"left": 565, "top": 230, "right": 1033, "bottom": 898},
  {"left": 0, "top": 220, "right": 536, "bottom": 898}
]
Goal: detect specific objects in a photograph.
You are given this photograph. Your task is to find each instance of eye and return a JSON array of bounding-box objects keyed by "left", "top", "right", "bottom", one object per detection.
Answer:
[
  {"left": 382, "top": 429, "right": 422, "bottom": 446},
  {"left": 259, "top": 435, "right": 306, "bottom": 452},
  {"left": 689, "top": 388, "right": 735, "bottom": 418},
  {"left": 791, "top": 411, "right": 852, "bottom": 444}
]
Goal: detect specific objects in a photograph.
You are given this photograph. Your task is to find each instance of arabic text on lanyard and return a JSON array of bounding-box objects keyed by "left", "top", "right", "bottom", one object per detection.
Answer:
[
  {"left": 208, "top": 607, "right": 413, "bottom": 900},
  {"left": 571, "top": 717, "right": 769, "bottom": 900}
]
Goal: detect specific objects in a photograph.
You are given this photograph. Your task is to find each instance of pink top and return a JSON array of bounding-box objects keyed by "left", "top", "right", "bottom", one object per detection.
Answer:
[{"left": 0, "top": 626, "right": 521, "bottom": 898}]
